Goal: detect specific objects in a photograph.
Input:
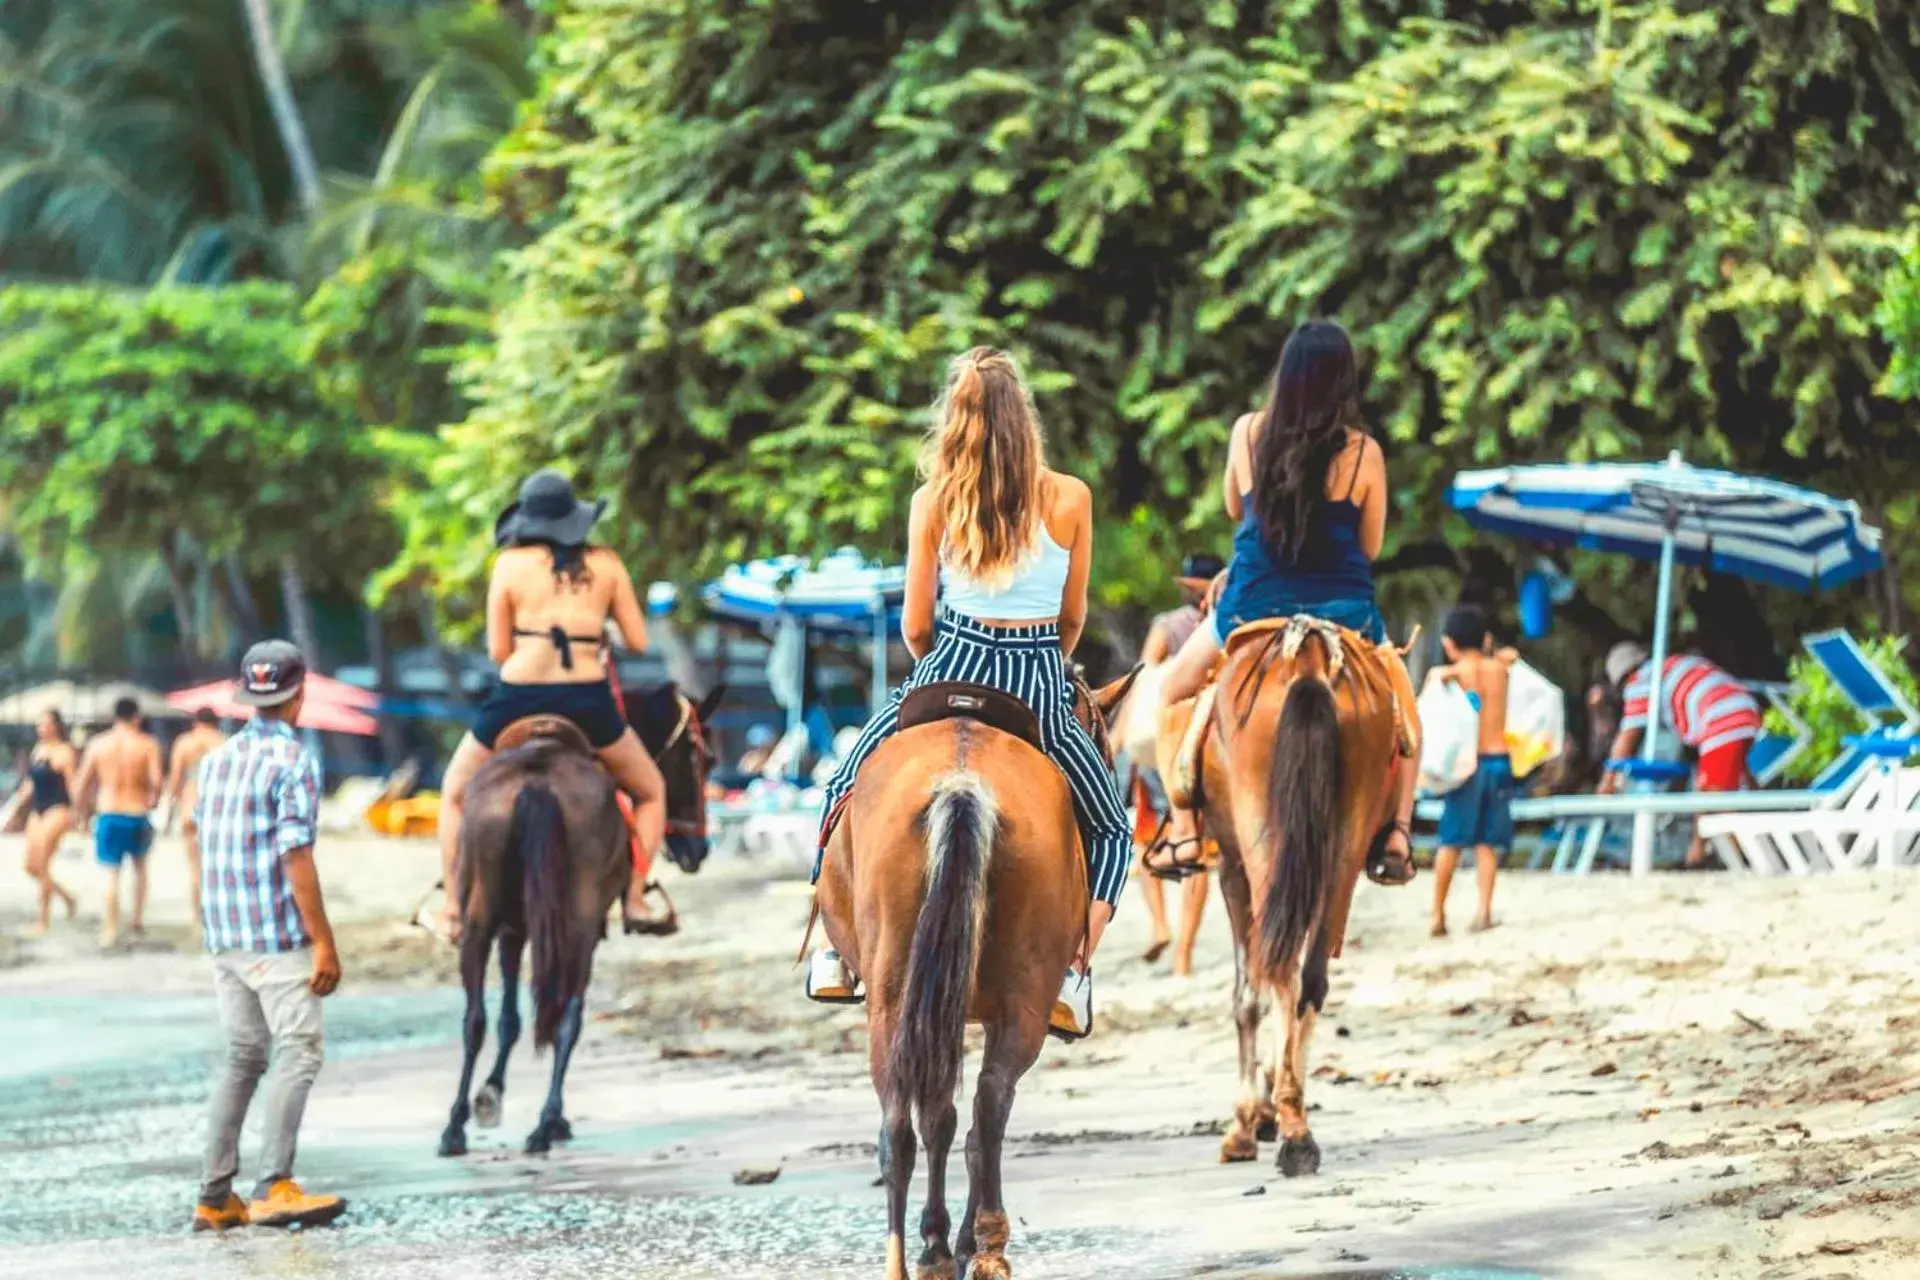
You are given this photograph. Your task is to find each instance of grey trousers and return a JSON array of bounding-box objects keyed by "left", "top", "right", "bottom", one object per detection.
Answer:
[{"left": 199, "top": 949, "right": 325, "bottom": 1205}]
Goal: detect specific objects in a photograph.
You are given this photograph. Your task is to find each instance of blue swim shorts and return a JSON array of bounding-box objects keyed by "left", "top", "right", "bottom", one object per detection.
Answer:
[
  {"left": 95, "top": 813, "right": 154, "bottom": 867},
  {"left": 1437, "top": 755, "right": 1516, "bottom": 854}
]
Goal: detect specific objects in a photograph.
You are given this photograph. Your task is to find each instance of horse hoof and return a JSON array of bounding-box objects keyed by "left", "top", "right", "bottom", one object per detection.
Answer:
[
  {"left": 473, "top": 1084, "right": 503, "bottom": 1129},
  {"left": 1254, "top": 1116, "right": 1278, "bottom": 1144},
  {"left": 915, "top": 1254, "right": 957, "bottom": 1280},
  {"left": 1220, "top": 1131, "right": 1259, "bottom": 1164},
  {"left": 1277, "top": 1135, "right": 1321, "bottom": 1178},
  {"left": 969, "top": 1256, "right": 1012, "bottom": 1280},
  {"left": 523, "top": 1129, "right": 550, "bottom": 1156},
  {"left": 438, "top": 1129, "right": 468, "bottom": 1158},
  {"left": 551, "top": 1116, "right": 573, "bottom": 1142}
]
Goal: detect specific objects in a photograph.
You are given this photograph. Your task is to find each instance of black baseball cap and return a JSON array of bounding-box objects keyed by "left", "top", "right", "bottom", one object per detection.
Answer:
[{"left": 235, "top": 639, "right": 307, "bottom": 708}]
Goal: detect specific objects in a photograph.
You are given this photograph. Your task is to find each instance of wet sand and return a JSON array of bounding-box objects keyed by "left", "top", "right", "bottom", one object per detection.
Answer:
[{"left": 1, "top": 829, "right": 1917, "bottom": 1279}]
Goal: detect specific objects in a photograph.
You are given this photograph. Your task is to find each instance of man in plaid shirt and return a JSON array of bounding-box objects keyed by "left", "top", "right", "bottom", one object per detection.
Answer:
[{"left": 188, "top": 640, "right": 346, "bottom": 1233}]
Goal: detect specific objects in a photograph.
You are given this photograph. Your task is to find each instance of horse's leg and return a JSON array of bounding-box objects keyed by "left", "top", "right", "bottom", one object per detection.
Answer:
[
  {"left": 957, "top": 1014, "right": 1045, "bottom": 1280},
  {"left": 437, "top": 926, "right": 493, "bottom": 1157},
  {"left": 1270, "top": 957, "right": 1324, "bottom": 1178},
  {"left": 474, "top": 929, "right": 524, "bottom": 1129},
  {"left": 525, "top": 940, "right": 594, "bottom": 1154},
  {"left": 867, "top": 1002, "right": 916, "bottom": 1280},
  {"left": 1216, "top": 852, "right": 1263, "bottom": 1164},
  {"left": 914, "top": 1091, "right": 958, "bottom": 1280}
]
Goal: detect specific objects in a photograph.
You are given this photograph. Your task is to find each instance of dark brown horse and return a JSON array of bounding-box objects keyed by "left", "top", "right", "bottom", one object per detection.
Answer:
[
  {"left": 437, "top": 683, "right": 719, "bottom": 1157},
  {"left": 1160, "top": 617, "right": 1414, "bottom": 1172},
  {"left": 815, "top": 671, "right": 1136, "bottom": 1280}
]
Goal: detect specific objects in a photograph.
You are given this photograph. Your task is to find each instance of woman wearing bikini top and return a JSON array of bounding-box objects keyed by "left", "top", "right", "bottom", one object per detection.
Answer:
[{"left": 437, "top": 470, "right": 668, "bottom": 940}]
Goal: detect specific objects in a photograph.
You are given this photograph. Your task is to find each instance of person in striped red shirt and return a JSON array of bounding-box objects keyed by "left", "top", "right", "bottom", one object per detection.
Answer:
[{"left": 1600, "top": 640, "right": 1763, "bottom": 869}]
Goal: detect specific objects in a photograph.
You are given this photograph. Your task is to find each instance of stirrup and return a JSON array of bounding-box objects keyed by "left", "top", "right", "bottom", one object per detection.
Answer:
[
  {"left": 623, "top": 880, "right": 680, "bottom": 937},
  {"left": 806, "top": 949, "right": 863, "bottom": 1006},
  {"left": 1142, "top": 836, "right": 1210, "bottom": 882},
  {"left": 1366, "top": 821, "right": 1416, "bottom": 886}
]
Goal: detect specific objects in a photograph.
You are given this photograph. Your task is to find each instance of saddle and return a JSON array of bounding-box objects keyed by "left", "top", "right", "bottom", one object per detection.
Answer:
[
  {"left": 898, "top": 681, "right": 1044, "bottom": 754},
  {"left": 493, "top": 715, "right": 593, "bottom": 755}
]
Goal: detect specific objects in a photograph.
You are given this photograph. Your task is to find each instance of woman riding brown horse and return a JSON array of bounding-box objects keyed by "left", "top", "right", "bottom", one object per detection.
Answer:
[
  {"left": 437, "top": 682, "right": 717, "bottom": 1159},
  {"left": 815, "top": 673, "right": 1135, "bottom": 1280}
]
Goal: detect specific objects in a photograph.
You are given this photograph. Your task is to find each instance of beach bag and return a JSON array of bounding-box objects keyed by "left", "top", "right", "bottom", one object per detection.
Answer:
[
  {"left": 1417, "top": 672, "right": 1480, "bottom": 796},
  {"left": 1505, "top": 658, "right": 1566, "bottom": 780}
]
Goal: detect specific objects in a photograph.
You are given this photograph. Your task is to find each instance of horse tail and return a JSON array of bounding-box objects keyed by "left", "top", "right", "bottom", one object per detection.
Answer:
[
  {"left": 1258, "top": 669, "right": 1344, "bottom": 988},
  {"left": 890, "top": 771, "right": 996, "bottom": 1120},
  {"left": 510, "top": 779, "right": 575, "bottom": 1049}
]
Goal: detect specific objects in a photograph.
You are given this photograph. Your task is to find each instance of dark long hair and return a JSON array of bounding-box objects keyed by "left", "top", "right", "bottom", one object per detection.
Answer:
[
  {"left": 509, "top": 537, "right": 593, "bottom": 588},
  {"left": 1249, "top": 321, "right": 1361, "bottom": 564}
]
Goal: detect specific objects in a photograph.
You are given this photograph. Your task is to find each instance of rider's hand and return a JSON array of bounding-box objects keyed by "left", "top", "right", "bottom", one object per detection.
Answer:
[{"left": 310, "top": 941, "right": 342, "bottom": 997}]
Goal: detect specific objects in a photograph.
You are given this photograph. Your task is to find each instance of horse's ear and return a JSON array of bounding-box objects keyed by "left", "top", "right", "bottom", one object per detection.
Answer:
[
  {"left": 697, "top": 683, "right": 726, "bottom": 721},
  {"left": 1092, "top": 664, "right": 1144, "bottom": 719}
]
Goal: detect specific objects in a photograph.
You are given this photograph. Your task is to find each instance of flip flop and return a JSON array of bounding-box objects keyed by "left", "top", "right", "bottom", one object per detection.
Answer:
[
  {"left": 1142, "top": 836, "right": 1210, "bottom": 882},
  {"left": 623, "top": 881, "right": 681, "bottom": 937}
]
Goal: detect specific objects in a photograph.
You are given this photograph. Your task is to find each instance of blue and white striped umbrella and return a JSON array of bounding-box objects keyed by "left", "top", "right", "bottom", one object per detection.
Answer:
[
  {"left": 1452, "top": 453, "right": 1883, "bottom": 876},
  {"left": 1450, "top": 457, "right": 1882, "bottom": 592}
]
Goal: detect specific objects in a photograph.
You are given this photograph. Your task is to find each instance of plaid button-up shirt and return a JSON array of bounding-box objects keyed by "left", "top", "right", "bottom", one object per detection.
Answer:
[{"left": 194, "top": 717, "right": 321, "bottom": 954}]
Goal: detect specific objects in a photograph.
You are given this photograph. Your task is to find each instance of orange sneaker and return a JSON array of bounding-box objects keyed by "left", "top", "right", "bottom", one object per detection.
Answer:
[
  {"left": 190, "top": 1194, "right": 249, "bottom": 1233},
  {"left": 247, "top": 1180, "right": 347, "bottom": 1229}
]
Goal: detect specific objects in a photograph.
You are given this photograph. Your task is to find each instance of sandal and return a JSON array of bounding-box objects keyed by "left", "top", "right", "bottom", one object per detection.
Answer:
[
  {"left": 622, "top": 880, "right": 681, "bottom": 937},
  {"left": 1142, "top": 835, "right": 1211, "bottom": 882},
  {"left": 1365, "top": 821, "right": 1416, "bottom": 886}
]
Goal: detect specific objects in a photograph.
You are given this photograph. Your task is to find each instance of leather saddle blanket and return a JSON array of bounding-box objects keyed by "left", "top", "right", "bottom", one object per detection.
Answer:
[{"left": 898, "top": 681, "right": 1044, "bottom": 754}]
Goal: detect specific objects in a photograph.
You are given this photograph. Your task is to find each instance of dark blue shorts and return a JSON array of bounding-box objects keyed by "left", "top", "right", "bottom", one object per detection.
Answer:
[
  {"left": 94, "top": 814, "right": 153, "bottom": 867},
  {"left": 1438, "top": 755, "right": 1515, "bottom": 853},
  {"left": 473, "top": 680, "right": 628, "bottom": 750},
  {"left": 1212, "top": 594, "right": 1386, "bottom": 646}
]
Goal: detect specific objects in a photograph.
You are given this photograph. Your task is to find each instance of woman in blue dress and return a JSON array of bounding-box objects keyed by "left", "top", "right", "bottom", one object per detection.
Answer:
[{"left": 1160, "top": 320, "right": 1418, "bottom": 884}]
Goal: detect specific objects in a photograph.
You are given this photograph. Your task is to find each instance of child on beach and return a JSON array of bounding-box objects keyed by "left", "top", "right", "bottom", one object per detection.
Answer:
[{"left": 1429, "top": 606, "right": 1518, "bottom": 936}]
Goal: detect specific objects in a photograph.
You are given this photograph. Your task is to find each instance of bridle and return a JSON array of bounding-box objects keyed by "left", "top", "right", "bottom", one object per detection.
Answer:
[{"left": 661, "top": 691, "right": 713, "bottom": 840}]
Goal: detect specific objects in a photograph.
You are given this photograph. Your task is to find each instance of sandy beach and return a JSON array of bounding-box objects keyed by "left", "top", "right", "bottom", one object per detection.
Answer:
[{"left": 1, "top": 826, "right": 1916, "bottom": 1279}]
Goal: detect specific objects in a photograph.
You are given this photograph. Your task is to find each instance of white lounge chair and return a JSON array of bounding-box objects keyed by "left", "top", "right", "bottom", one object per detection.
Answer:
[{"left": 1698, "top": 631, "right": 1920, "bottom": 873}]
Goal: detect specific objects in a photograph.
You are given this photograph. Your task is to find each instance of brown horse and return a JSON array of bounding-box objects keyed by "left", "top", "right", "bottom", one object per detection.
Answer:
[
  {"left": 437, "top": 683, "right": 719, "bottom": 1157},
  {"left": 1162, "top": 617, "right": 1413, "bottom": 1173},
  {"left": 815, "top": 671, "right": 1136, "bottom": 1280}
]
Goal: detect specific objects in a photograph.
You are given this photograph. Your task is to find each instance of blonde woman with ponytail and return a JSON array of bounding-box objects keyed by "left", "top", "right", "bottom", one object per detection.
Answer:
[{"left": 806, "top": 348, "right": 1131, "bottom": 1038}]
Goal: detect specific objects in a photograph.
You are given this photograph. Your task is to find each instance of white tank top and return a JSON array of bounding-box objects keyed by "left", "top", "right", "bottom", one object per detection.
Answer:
[{"left": 940, "top": 527, "right": 1071, "bottom": 621}]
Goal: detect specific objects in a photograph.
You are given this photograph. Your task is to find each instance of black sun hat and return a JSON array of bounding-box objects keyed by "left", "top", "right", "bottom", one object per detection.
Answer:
[{"left": 493, "top": 470, "right": 607, "bottom": 549}]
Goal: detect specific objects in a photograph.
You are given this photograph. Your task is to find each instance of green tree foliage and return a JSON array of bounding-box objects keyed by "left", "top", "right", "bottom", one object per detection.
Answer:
[
  {"left": 0, "top": 283, "right": 394, "bottom": 653},
  {"left": 416, "top": 0, "right": 1920, "bottom": 643}
]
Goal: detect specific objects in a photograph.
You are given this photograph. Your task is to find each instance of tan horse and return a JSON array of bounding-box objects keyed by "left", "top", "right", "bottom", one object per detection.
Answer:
[
  {"left": 1161, "top": 617, "right": 1413, "bottom": 1172},
  {"left": 815, "top": 672, "right": 1135, "bottom": 1280}
]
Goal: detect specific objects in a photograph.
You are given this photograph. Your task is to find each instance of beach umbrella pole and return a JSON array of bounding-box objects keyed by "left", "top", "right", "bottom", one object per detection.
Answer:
[{"left": 1631, "top": 500, "right": 1682, "bottom": 877}]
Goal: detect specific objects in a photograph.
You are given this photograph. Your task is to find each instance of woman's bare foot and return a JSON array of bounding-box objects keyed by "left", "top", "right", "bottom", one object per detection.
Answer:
[
  {"left": 1142, "top": 934, "right": 1170, "bottom": 964},
  {"left": 22, "top": 922, "right": 48, "bottom": 939},
  {"left": 1429, "top": 918, "right": 1449, "bottom": 939},
  {"left": 1469, "top": 914, "right": 1495, "bottom": 934},
  {"left": 60, "top": 890, "right": 77, "bottom": 919}
]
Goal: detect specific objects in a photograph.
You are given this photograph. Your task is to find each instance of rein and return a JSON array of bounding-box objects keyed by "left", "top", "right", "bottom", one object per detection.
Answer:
[{"left": 663, "top": 691, "right": 713, "bottom": 839}]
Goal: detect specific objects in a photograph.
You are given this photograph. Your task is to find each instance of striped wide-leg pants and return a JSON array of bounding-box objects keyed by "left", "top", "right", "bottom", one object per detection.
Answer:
[{"left": 815, "top": 612, "right": 1132, "bottom": 907}]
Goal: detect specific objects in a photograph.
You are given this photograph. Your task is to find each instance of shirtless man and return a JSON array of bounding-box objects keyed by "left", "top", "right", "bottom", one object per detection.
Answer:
[
  {"left": 166, "top": 709, "right": 227, "bottom": 937},
  {"left": 75, "top": 697, "right": 164, "bottom": 947},
  {"left": 1427, "top": 605, "right": 1518, "bottom": 936}
]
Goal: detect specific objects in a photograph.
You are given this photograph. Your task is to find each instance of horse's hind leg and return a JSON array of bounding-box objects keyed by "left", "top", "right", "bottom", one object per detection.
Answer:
[
  {"left": 526, "top": 940, "right": 594, "bottom": 1154},
  {"left": 868, "top": 1003, "right": 916, "bottom": 1280},
  {"left": 914, "top": 1094, "right": 958, "bottom": 1280},
  {"left": 957, "top": 1015, "right": 1045, "bottom": 1280},
  {"left": 1216, "top": 854, "right": 1263, "bottom": 1163},
  {"left": 1270, "top": 962, "right": 1323, "bottom": 1178},
  {"left": 474, "top": 930, "right": 524, "bottom": 1129},
  {"left": 438, "top": 928, "right": 493, "bottom": 1157}
]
